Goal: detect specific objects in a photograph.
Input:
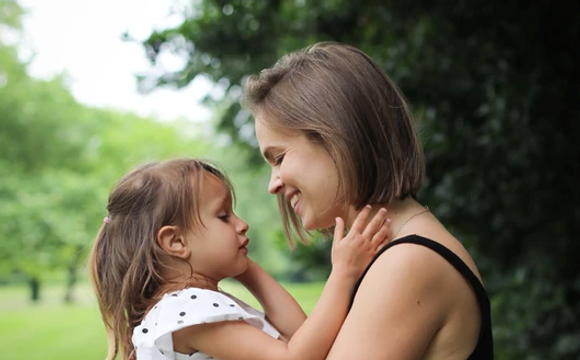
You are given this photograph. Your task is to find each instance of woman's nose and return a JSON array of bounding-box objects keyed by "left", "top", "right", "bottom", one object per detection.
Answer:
[{"left": 268, "top": 171, "right": 283, "bottom": 194}]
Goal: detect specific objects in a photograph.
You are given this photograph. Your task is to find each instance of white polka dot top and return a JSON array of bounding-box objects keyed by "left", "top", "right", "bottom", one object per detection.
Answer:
[{"left": 132, "top": 288, "right": 280, "bottom": 360}]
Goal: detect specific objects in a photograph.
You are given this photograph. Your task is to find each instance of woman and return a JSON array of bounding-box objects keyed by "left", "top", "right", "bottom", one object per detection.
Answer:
[{"left": 243, "top": 42, "right": 493, "bottom": 360}]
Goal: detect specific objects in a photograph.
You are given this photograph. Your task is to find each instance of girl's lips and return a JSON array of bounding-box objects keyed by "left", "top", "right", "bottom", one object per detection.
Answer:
[{"left": 239, "top": 238, "right": 249, "bottom": 254}]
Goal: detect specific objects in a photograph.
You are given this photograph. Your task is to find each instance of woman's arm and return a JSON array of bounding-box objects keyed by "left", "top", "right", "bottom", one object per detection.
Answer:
[{"left": 234, "top": 259, "right": 306, "bottom": 340}]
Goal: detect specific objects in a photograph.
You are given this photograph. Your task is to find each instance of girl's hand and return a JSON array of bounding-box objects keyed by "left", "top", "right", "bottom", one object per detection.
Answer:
[{"left": 331, "top": 205, "right": 391, "bottom": 279}]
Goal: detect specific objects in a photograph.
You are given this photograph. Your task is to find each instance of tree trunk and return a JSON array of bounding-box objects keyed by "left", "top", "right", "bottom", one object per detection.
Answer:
[
  {"left": 64, "top": 249, "right": 81, "bottom": 303},
  {"left": 29, "top": 277, "right": 40, "bottom": 302}
]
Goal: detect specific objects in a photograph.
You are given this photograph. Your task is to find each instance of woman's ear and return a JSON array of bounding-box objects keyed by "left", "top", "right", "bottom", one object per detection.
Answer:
[{"left": 157, "top": 225, "right": 190, "bottom": 259}]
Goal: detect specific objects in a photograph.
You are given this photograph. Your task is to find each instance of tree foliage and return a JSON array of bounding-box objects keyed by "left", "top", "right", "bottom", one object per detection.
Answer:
[
  {"left": 139, "top": 1, "right": 580, "bottom": 358},
  {"left": 0, "top": 0, "right": 208, "bottom": 301},
  {"left": 0, "top": 0, "right": 287, "bottom": 304}
]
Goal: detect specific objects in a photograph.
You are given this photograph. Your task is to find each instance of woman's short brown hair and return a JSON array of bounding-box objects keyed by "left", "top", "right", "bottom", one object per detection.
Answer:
[{"left": 243, "top": 42, "right": 425, "bottom": 244}]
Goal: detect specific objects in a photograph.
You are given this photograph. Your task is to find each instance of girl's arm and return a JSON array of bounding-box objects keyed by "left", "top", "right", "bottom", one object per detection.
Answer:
[
  {"left": 234, "top": 259, "right": 306, "bottom": 340},
  {"left": 174, "top": 207, "right": 391, "bottom": 360}
]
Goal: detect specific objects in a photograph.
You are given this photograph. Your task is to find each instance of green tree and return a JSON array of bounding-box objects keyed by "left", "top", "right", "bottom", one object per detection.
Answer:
[
  {"left": 0, "top": 0, "right": 99, "bottom": 300},
  {"left": 137, "top": 1, "right": 580, "bottom": 359},
  {"left": 0, "top": 0, "right": 217, "bottom": 302}
]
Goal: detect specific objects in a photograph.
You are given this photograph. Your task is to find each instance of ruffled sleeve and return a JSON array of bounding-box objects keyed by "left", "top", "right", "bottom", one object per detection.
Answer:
[{"left": 133, "top": 288, "right": 280, "bottom": 359}]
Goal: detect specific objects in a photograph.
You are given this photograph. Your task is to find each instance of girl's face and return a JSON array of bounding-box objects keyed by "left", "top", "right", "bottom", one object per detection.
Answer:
[
  {"left": 187, "top": 174, "right": 250, "bottom": 281},
  {"left": 255, "top": 117, "right": 347, "bottom": 230}
]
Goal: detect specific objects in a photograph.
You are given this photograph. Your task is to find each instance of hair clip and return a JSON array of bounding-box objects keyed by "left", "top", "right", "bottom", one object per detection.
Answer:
[{"left": 103, "top": 216, "right": 110, "bottom": 224}]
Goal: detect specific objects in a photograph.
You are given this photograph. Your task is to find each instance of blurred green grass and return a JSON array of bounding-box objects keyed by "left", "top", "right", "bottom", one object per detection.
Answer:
[{"left": 0, "top": 281, "right": 324, "bottom": 360}]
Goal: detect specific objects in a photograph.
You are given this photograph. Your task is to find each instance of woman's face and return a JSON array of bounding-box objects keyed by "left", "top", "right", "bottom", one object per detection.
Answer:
[{"left": 255, "top": 117, "right": 346, "bottom": 230}]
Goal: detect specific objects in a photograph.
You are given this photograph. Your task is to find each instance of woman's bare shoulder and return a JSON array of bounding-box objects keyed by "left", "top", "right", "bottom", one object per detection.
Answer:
[{"left": 340, "top": 229, "right": 482, "bottom": 360}]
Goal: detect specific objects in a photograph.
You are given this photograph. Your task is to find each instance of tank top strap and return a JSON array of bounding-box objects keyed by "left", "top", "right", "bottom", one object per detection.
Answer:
[{"left": 348, "top": 234, "right": 494, "bottom": 360}]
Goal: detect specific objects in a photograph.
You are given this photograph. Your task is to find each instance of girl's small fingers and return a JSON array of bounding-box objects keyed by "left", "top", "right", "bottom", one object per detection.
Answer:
[
  {"left": 350, "top": 205, "right": 372, "bottom": 234},
  {"left": 333, "top": 217, "right": 345, "bottom": 243},
  {"left": 362, "top": 208, "right": 389, "bottom": 237},
  {"left": 376, "top": 237, "right": 390, "bottom": 251},
  {"left": 372, "top": 222, "right": 391, "bottom": 248}
]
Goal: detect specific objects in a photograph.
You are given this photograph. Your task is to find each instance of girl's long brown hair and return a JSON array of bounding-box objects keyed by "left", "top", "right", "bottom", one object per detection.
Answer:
[{"left": 88, "top": 158, "right": 233, "bottom": 360}]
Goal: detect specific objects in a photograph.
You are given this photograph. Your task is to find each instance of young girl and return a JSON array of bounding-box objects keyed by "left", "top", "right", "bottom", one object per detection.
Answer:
[{"left": 89, "top": 158, "right": 391, "bottom": 360}]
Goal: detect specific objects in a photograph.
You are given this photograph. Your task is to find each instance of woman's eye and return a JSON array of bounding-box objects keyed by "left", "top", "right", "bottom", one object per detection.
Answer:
[{"left": 274, "top": 154, "right": 285, "bottom": 166}]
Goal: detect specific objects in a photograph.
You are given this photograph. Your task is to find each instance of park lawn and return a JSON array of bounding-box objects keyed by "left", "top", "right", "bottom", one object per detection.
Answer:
[{"left": 0, "top": 281, "right": 323, "bottom": 360}]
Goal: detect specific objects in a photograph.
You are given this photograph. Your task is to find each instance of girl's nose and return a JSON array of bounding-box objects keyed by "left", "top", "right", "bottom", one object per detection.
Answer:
[{"left": 237, "top": 218, "right": 249, "bottom": 234}]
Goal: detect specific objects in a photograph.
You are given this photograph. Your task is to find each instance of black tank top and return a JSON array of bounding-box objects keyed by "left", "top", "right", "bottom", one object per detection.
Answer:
[{"left": 349, "top": 235, "right": 494, "bottom": 360}]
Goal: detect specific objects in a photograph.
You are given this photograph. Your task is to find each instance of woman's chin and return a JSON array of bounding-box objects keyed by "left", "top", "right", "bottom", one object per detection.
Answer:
[
  {"left": 301, "top": 216, "right": 335, "bottom": 232},
  {"left": 302, "top": 223, "right": 317, "bottom": 231},
  {"left": 301, "top": 216, "right": 318, "bottom": 231}
]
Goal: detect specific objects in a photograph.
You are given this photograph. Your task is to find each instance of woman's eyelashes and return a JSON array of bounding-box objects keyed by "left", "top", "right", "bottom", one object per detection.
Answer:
[{"left": 274, "top": 153, "right": 285, "bottom": 166}]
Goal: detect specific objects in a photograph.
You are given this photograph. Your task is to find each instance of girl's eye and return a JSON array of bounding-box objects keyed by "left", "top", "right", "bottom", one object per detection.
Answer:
[
  {"left": 218, "top": 214, "right": 231, "bottom": 222},
  {"left": 274, "top": 154, "right": 285, "bottom": 166}
]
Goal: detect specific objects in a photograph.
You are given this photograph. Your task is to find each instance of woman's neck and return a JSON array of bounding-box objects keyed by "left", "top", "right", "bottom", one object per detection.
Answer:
[{"left": 345, "top": 197, "right": 428, "bottom": 239}]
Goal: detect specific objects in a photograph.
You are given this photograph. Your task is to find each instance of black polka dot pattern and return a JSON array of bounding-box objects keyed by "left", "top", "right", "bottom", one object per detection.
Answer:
[{"left": 133, "top": 288, "right": 280, "bottom": 359}]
